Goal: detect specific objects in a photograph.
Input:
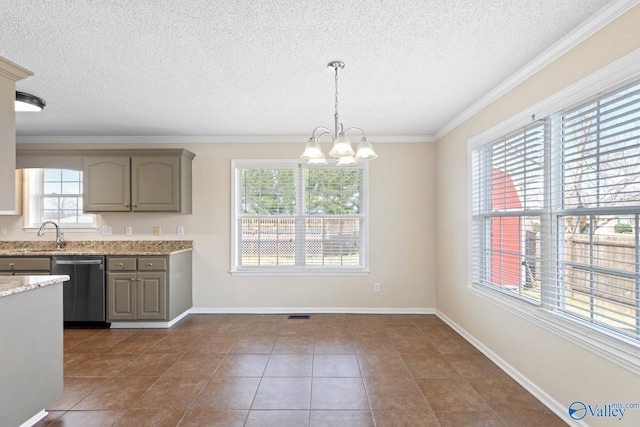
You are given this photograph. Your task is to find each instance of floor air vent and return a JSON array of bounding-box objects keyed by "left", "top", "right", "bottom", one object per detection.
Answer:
[{"left": 288, "top": 315, "right": 310, "bottom": 320}]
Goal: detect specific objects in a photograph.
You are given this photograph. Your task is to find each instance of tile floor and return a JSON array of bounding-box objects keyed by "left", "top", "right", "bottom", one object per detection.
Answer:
[{"left": 35, "top": 314, "right": 567, "bottom": 426}]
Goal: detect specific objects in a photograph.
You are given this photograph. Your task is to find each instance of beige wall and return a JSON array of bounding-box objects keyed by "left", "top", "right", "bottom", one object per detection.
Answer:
[
  {"left": 435, "top": 5, "right": 640, "bottom": 426},
  {"left": 5, "top": 140, "right": 437, "bottom": 311}
]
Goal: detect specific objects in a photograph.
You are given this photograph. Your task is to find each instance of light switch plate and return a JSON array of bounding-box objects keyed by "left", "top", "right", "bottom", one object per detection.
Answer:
[
  {"left": 102, "top": 225, "right": 112, "bottom": 236},
  {"left": 125, "top": 226, "right": 132, "bottom": 236},
  {"left": 177, "top": 226, "right": 184, "bottom": 236}
]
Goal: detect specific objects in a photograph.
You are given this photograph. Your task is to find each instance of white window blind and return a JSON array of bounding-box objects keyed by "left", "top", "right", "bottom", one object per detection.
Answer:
[
  {"left": 548, "top": 79, "right": 640, "bottom": 340},
  {"left": 471, "top": 122, "right": 545, "bottom": 303},
  {"left": 233, "top": 161, "right": 366, "bottom": 272},
  {"left": 471, "top": 76, "right": 640, "bottom": 344}
]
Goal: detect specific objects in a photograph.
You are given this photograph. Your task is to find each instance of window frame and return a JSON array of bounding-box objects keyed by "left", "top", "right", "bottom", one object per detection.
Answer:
[
  {"left": 22, "top": 168, "right": 97, "bottom": 232},
  {"left": 470, "top": 121, "right": 546, "bottom": 305},
  {"left": 230, "top": 159, "right": 370, "bottom": 276},
  {"left": 467, "top": 49, "right": 640, "bottom": 375}
]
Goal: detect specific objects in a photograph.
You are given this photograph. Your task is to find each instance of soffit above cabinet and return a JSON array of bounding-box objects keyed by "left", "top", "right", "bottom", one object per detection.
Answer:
[{"left": 16, "top": 148, "right": 195, "bottom": 170}]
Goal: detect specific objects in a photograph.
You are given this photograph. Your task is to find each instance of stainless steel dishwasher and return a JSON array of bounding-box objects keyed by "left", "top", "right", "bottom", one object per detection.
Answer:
[{"left": 52, "top": 255, "right": 108, "bottom": 327}]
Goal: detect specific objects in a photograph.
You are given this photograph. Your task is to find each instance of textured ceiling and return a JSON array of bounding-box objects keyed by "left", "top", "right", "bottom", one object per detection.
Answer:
[{"left": 0, "top": 0, "right": 626, "bottom": 142}]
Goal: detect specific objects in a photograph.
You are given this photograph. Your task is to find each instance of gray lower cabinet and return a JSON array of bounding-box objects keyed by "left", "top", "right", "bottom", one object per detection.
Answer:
[
  {"left": 106, "top": 252, "right": 192, "bottom": 322},
  {"left": 107, "top": 272, "right": 167, "bottom": 320},
  {"left": 0, "top": 257, "right": 51, "bottom": 275}
]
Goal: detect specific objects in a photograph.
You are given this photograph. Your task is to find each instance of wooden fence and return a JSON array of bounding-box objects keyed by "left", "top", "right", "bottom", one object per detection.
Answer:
[
  {"left": 565, "top": 234, "right": 637, "bottom": 317},
  {"left": 240, "top": 217, "right": 360, "bottom": 256}
]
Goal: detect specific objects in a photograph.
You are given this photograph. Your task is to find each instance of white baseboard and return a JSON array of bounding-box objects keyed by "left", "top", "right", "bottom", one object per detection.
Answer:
[
  {"left": 19, "top": 409, "right": 47, "bottom": 427},
  {"left": 435, "top": 310, "right": 586, "bottom": 427},
  {"left": 109, "top": 309, "right": 190, "bottom": 329},
  {"left": 188, "top": 307, "right": 436, "bottom": 315},
  {"left": 109, "top": 308, "right": 435, "bottom": 327}
]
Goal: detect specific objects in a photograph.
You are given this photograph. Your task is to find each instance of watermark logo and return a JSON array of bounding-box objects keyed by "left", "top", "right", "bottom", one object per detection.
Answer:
[
  {"left": 568, "top": 401, "right": 587, "bottom": 420},
  {"left": 568, "top": 401, "right": 640, "bottom": 422}
]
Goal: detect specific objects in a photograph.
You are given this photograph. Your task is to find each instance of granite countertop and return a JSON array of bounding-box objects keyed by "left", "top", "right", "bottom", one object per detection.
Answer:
[
  {"left": 0, "top": 240, "right": 193, "bottom": 256},
  {"left": 0, "top": 275, "right": 70, "bottom": 298}
]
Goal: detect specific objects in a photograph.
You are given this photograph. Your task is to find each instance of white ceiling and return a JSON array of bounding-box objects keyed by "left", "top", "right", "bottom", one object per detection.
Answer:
[{"left": 1, "top": 0, "right": 631, "bottom": 143}]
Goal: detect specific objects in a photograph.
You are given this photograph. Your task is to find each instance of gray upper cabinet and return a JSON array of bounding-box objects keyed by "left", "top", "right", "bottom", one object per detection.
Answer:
[
  {"left": 83, "top": 149, "right": 194, "bottom": 213},
  {"left": 83, "top": 156, "right": 131, "bottom": 212}
]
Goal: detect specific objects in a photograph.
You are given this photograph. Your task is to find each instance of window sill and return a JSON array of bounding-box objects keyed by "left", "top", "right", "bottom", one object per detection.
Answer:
[
  {"left": 468, "top": 283, "right": 640, "bottom": 376},
  {"left": 230, "top": 268, "right": 370, "bottom": 277}
]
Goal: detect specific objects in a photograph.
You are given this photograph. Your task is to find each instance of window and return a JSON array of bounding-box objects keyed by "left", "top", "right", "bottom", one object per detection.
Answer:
[
  {"left": 471, "top": 77, "right": 640, "bottom": 346},
  {"left": 551, "top": 80, "right": 640, "bottom": 341},
  {"left": 471, "top": 121, "right": 545, "bottom": 304},
  {"left": 24, "top": 168, "right": 96, "bottom": 229},
  {"left": 231, "top": 160, "right": 368, "bottom": 273}
]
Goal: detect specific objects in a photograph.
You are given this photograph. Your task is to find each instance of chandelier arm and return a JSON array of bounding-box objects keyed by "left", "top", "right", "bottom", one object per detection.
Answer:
[
  {"left": 315, "top": 131, "right": 333, "bottom": 141},
  {"left": 341, "top": 127, "right": 367, "bottom": 139},
  {"left": 311, "top": 126, "right": 335, "bottom": 139}
]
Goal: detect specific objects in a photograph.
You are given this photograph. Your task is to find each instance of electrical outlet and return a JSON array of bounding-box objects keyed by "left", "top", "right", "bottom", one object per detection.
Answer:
[
  {"left": 177, "top": 226, "right": 184, "bottom": 236},
  {"left": 153, "top": 226, "right": 161, "bottom": 236},
  {"left": 374, "top": 282, "right": 381, "bottom": 292},
  {"left": 0, "top": 227, "right": 6, "bottom": 236},
  {"left": 125, "top": 226, "right": 132, "bottom": 236},
  {"left": 101, "top": 225, "right": 112, "bottom": 236}
]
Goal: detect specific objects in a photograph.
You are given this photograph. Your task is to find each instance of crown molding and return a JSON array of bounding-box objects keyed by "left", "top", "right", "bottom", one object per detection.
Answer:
[
  {"left": 468, "top": 47, "right": 640, "bottom": 148},
  {"left": 0, "top": 56, "right": 33, "bottom": 82},
  {"left": 434, "top": 0, "right": 640, "bottom": 141},
  {"left": 16, "top": 134, "right": 435, "bottom": 144}
]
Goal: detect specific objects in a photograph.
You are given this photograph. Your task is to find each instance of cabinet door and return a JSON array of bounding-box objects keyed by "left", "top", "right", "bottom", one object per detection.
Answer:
[
  {"left": 84, "top": 157, "right": 132, "bottom": 212},
  {"left": 107, "top": 273, "right": 136, "bottom": 320},
  {"left": 131, "top": 156, "right": 179, "bottom": 212},
  {"left": 137, "top": 272, "right": 167, "bottom": 320}
]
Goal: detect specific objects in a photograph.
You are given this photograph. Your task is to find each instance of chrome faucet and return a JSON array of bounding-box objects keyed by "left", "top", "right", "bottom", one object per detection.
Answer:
[{"left": 37, "top": 221, "right": 65, "bottom": 249}]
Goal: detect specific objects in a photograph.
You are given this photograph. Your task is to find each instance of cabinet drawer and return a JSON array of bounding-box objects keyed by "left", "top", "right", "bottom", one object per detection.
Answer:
[
  {"left": 0, "top": 257, "right": 51, "bottom": 272},
  {"left": 138, "top": 257, "right": 167, "bottom": 271},
  {"left": 107, "top": 257, "right": 137, "bottom": 271}
]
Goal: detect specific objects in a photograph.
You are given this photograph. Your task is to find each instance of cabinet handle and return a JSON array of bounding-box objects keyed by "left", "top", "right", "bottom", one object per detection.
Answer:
[
  {"left": 132, "top": 203, "right": 138, "bottom": 208},
  {"left": 118, "top": 262, "right": 124, "bottom": 267},
  {"left": 9, "top": 263, "right": 14, "bottom": 267},
  {"left": 148, "top": 262, "right": 153, "bottom": 266},
  {"left": 136, "top": 278, "right": 141, "bottom": 282},
  {"left": 130, "top": 277, "right": 135, "bottom": 282},
  {"left": 124, "top": 202, "right": 130, "bottom": 207}
]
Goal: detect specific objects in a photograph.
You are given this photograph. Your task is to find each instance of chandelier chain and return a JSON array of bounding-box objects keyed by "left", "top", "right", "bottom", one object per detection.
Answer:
[{"left": 334, "top": 66, "right": 339, "bottom": 117}]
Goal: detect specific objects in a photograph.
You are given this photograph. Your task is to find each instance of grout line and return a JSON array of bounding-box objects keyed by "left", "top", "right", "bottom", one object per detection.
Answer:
[{"left": 55, "top": 314, "right": 560, "bottom": 426}]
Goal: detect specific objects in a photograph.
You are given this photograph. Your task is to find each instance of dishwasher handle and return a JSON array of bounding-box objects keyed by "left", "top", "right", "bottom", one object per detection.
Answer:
[{"left": 53, "top": 259, "right": 104, "bottom": 266}]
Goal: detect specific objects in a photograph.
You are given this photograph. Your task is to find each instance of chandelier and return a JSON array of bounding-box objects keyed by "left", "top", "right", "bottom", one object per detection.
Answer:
[{"left": 300, "top": 61, "right": 377, "bottom": 165}]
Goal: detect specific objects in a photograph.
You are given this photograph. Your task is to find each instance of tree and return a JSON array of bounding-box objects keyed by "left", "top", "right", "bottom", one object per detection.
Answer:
[
  {"left": 562, "top": 93, "right": 640, "bottom": 234},
  {"left": 240, "top": 168, "right": 296, "bottom": 215},
  {"left": 305, "top": 169, "right": 361, "bottom": 215}
]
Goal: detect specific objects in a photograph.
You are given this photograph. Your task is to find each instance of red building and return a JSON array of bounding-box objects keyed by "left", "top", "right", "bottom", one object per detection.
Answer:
[{"left": 491, "top": 168, "right": 522, "bottom": 287}]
